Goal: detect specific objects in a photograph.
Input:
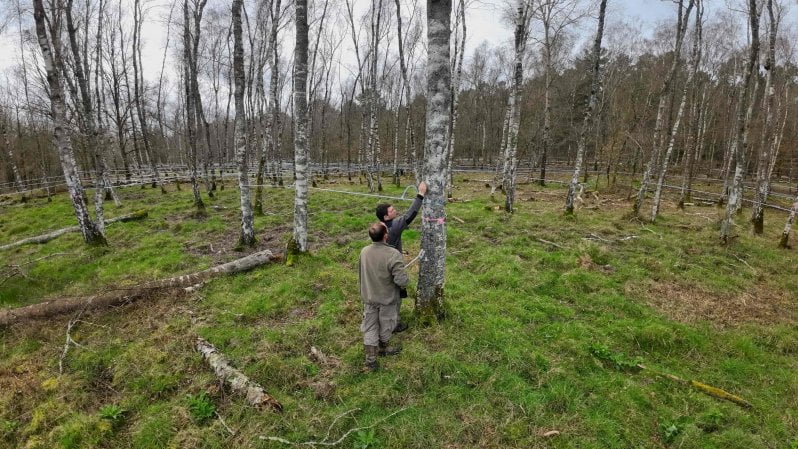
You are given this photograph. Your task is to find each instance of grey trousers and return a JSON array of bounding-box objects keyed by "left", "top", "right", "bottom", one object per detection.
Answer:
[{"left": 361, "top": 300, "right": 398, "bottom": 346}]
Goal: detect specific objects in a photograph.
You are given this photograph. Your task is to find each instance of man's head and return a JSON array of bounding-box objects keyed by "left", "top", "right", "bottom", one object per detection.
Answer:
[
  {"left": 376, "top": 203, "right": 397, "bottom": 222},
  {"left": 368, "top": 222, "right": 388, "bottom": 242}
]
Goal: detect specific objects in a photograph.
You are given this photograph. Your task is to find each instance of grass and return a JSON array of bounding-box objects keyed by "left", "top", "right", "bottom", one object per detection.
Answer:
[{"left": 1, "top": 174, "right": 797, "bottom": 448}]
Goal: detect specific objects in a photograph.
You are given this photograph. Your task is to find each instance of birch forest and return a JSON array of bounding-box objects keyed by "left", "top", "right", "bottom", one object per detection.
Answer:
[{"left": 1, "top": 0, "right": 798, "bottom": 447}]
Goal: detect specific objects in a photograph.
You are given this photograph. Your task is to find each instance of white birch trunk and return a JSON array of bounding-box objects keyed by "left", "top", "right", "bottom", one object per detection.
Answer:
[
  {"left": 751, "top": 0, "right": 778, "bottom": 234},
  {"left": 720, "top": 0, "right": 760, "bottom": 244},
  {"left": 633, "top": 0, "right": 695, "bottom": 216},
  {"left": 33, "top": 0, "right": 105, "bottom": 245},
  {"left": 291, "top": 0, "right": 310, "bottom": 253},
  {"left": 565, "top": 0, "right": 607, "bottom": 214},
  {"left": 651, "top": 2, "right": 703, "bottom": 221},
  {"left": 416, "top": 0, "right": 452, "bottom": 324},
  {"left": 233, "top": 0, "right": 256, "bottom": 248},
  {"left": 779, "top": 196, "right": 798, "bottom": 248},
  {"left": 502, "top": 0, "right": 526, "bottom": 213},
  {"left": 1, "top": 121, "right": 24, "bottom": 193}
]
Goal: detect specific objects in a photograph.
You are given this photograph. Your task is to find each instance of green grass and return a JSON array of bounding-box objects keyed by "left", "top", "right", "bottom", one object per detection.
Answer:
[{"left": 1, "top": 175, "right": 797, "bottom": 448}]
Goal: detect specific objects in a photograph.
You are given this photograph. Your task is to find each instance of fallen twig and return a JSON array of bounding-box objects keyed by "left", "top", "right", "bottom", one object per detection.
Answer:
[
  {"left": 215, "top": 411, "right": 236, "bottom": 435},
  {"left": 260, "top": 407, "right": 408, "bottom": 446},
  {"left": 0, "top": 252, "right": 77, "bottom": 286},
  {"left": 535, "top": 238, "right": 565, "bottom": 249},
  {"left": 196, "top": 337, "right": 282, "bottom": 411},
  {"left": 59, "top": 313, "right": 85, "bottom": 374},
  {"left": 0, "top": 210, "right": 148, "bottom": 251}
]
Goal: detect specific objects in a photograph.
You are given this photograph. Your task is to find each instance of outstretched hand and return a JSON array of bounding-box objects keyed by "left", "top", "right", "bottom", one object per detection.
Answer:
[{"left": 418, "top": 181, "right": 427, "bottom": 196}]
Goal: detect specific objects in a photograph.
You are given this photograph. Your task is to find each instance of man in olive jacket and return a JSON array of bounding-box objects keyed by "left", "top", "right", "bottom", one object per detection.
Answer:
[{"left": 359, "top": 222, "right": 409, "bottom": 371}]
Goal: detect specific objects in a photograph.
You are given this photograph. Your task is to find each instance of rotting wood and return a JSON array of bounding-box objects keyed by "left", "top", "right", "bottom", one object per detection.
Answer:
[
  {"left": 0, "top": 210, "right": 148, "bottom": 251},
  {"left": 196, "top": 337, "right": 282, "bottom": 411},
  {"left": 0, "top": 250, "right": 273, "bottom": 326}
]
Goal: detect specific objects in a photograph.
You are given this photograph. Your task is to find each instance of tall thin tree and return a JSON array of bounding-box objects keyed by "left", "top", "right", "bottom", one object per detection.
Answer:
[
  {"left": 416, "top": 0, "right": 452, "bottom": 324},
  {"left": 564, "top": 0, "right": 608, "bottom": 215}
]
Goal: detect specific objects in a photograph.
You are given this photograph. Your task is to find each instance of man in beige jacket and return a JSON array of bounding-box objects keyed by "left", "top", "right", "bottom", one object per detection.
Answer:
[{"left": 359, "top": 222, "right": 409, "bottom": 372}]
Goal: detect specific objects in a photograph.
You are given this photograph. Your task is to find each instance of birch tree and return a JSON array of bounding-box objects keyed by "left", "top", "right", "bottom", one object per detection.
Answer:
[
  {"left": 291, "top": 0, "right": 310, "bottom": 254},
  {"left": 33, "top": 0, "right": 106, "bottom": 245},
  {"left": 501, "top": 0, "right": 530, "bottom": 213},
  {"left": 720, "top": 0, "right": 760, "bottom": 244},
  {"left": 633, "top": 0, "right": 695, "bottom": 217},
  {"left": 533, "top": 0, "right": 582, "bottom": 186},
  {"left": 564, "top": 0, "right": 608, "bottom": 215},
  {"left": 750, "top": 0, "right": 780, "bottom": 234},
  {"left": 416, "top": 0, "right": 452, "bottom": 324},
  {"left": 232, "top": 0, "right": 255, "bottom": 248},
  {"left": 184, "top": 0, "right": 206, "bottom": 212},
  {"left": 651, "top": 0, "right": 703, "bottom": 221}
]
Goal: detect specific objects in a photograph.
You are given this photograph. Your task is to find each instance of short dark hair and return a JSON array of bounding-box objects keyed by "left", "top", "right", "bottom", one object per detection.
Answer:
[
  {"left": 368, "top": 222, "right": 387, "bottom": 242},
  {"left": 375, "top": 203, "right": 391, "bottom": 221}
]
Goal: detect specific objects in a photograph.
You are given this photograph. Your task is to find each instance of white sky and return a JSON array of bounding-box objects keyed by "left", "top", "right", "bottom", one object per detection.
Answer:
[{"left": 0, "top": 0, "right": 795, "bottom": 89}]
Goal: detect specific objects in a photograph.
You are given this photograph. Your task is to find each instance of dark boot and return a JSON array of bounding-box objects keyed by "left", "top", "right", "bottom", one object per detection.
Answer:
[
  {"left": 364, "top": 345, "right": 379, "bottom": 372},
  {"left": 394, "top": 321, "right": 409, "bottom": 333},
  {"left": 378, "top": 341, "right": 402, "bottom": 357}
]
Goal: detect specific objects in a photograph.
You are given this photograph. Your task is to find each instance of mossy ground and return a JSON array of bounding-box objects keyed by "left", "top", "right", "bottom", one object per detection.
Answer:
[{"left": 1, "top": 174, "right": 797, "bottom": 448}]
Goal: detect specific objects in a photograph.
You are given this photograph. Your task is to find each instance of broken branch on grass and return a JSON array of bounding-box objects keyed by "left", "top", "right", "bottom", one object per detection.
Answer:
[
  {"left": 59, "top": 313, "right": 85, "bottom": 374},
  {"left": 0, "top": 250, "right": 274, "bottom": 326},
  {"left": 0, "top": 252, "right": 77, "bottom": 286},
  {"left": 535, "top": 238, "right": 565, "bottom": 249},
  {"left": 0, "top": 210, "right": 148, "bottom": 251},
  {"left": 731, "top": 253, "right": 756, "bottom": 275},
  {"left": 196, "top": 337, "right": 282, "bottom": 412},
  {"left": 259, "top": 407, "right": 408, "bottom": 446}
]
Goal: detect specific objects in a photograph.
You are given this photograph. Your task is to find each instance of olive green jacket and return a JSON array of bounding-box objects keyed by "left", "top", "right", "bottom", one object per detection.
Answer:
[{"left": 359, "top": 242, "right": 409, "bottom": 305}]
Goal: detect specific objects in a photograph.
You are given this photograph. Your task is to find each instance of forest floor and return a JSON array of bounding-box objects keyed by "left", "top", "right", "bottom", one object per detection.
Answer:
[{"left": 0, "top": 174, "right": 797, "bottom": 449}]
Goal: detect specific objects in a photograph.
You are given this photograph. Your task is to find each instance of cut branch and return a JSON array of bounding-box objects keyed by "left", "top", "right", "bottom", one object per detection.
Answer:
[{"left": 196, "top": 337, "right": 282, "bottom": 411}]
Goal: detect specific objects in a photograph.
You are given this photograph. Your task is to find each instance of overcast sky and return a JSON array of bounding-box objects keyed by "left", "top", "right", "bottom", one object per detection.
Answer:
[{"left": 0, "top": 0, "right": 794, "bottom": 88}]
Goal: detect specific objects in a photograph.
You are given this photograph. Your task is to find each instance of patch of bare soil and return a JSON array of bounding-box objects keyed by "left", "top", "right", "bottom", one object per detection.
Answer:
[
  {"left": 186, "top": 224, "right": 290, "bottom": 265},
  {"left": 632, "top": 281, "right": 797, "bottom": 327}
]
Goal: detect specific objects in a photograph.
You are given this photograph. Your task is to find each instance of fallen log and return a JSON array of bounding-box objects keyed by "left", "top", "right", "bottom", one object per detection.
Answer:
[
  {"left": 196, "top": 337, "right": 282, "bottom": 411},
  {"left": 0, "top": 250, "right": 273, "bottom": 326},
  {"left": 0, "top": 210, "right": 148, "bottom": 251}
]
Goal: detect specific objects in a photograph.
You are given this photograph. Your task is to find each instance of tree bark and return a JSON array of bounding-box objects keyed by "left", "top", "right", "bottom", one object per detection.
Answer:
[
  {"left": 720, "top": 0, "right": 760, "bottom": 244},
  {"left": 291, "top": 0, "right": 310, "bottom": 253},
  {"left": 651, "top": 1, "right": 703, "bottom": 221},
  {"left": 751, "top": 0, "right": 778, "bottom": 234},
  {"left": 33, "top": 0, "right": 106, "bottom": 246},
  {"left": 416, "top": 0, "right": 452, "bottom": 324},
  {"left": 633, "top": 0, "right": 695, "bottom": 216},
  {"left": 565, "top": 0, "right": 607, "bottom": 215},
  {"left": 502, "top": 0, "right": 527, "bottom": 213},
  {"left": 232, "top": 0, "right": 256, "bottom": 248}
]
